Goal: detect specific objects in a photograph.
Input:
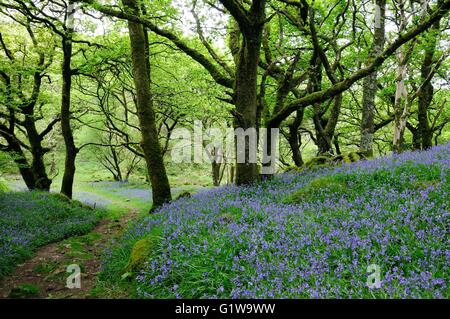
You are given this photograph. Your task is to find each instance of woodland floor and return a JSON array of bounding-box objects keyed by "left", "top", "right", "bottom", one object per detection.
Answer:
[
  {"left": 0, "top": 207, "right": 137, "bottom": 299},
  {"left": 0, "top": 178, "right": 204, "bottom": 299}
]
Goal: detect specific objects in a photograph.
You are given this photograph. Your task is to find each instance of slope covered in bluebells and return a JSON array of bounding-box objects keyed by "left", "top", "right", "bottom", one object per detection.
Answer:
[
  {"left": 0, "top": 192, "right": 102, "bottom": 278},
  {"left": 101, "top": 144, "right": 450, "bottom": 298}
]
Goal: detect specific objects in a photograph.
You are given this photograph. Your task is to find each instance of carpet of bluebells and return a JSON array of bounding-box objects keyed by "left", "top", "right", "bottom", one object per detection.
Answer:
[
  {"left": 0, "top": 192, "right": 101, "bottom": 278},
  {"left": 102, "top": 144, "right": 450, "bottom": 298}
]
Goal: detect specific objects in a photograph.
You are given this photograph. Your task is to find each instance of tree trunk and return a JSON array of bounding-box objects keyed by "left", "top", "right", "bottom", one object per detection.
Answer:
[
  {"left": 229, "top": 164, "right": 235, "bottom": 184},
  {"left": 308, "top": 54, "right": 337, "bottom": 155},
  {"left": 212, "top": 161, "right": 221, "bottom": 186},
  {"left": 234, "top": 34, "right": 263, "bottom": 184},
  {"left": 23, "top": 114, "right": 51, "bottom": 191},
  {"left": 210, "top": 147, "right": 222, "bottom": 186},
  {"left": 408, "top": 124, "right": 421, "bottom": 150},
  {"left": 333, "top": 134, "right": 342, "bottom": 155},
  {"left": 418, "top": 21, "right": 440, "bottom": 150},
  {"left": 392, "top": 52, "right": 408, "bottom": 154},
  {"left": 325, "top": 94, "right": 342, "bottom": 153},
  {"left": 287, "top": 109, "right": 304, "bottom": 167},
  {"left": 360, "top": 0, "right": 386, "bottom": 157},
  {"left": 6, "top": 138, "right": 36, "bottom": 190},
  {"left": 111, "top": 146, "right": 123, "bottom": 182},
  {"left": 123, "top": 0, "right": 171, "bottom": 210},
  {"left": 314, "top": 94, "right": 342, "bottom": 155},
  {"left": 392, "top": 24, "right": 410, "bottom": 154},
  {"left": 393, "top": 0, "right": 428, "bottom": 153},
  {"left": 60, "top": 1, "right": 77, "bottom": 198},
  {"left": 222, "top": 0, "right": 266, "bottom": 185}
]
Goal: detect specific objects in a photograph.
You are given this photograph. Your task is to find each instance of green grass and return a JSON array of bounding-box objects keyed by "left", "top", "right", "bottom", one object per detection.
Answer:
[
  {"left": 0, "top": 177, "right": 8, "bottom": 192},
  {"left": 34, "top": 260, "right": 59, "bottom": 274},
  {"left": 8, "top": 283, "right": 40, "bottom": 298}
]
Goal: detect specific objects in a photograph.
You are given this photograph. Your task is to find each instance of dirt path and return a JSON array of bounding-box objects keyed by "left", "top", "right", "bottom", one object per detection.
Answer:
[{"left": 0, "top": 210, "right": 137, "bottom": 299}]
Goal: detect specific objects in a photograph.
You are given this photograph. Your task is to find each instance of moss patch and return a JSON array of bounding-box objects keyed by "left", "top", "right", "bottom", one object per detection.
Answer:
[
  {"left": 304, "top": 156, "right": 332, "bottom": 169},
  {"left": 8, "top": 284, "right": 39, "bottom": 298},
  {"left": 287, "top": 152, "right": 367, "bottom": 173},
  {"left": 285, "top": 175, "right": 349, "bottom": 204},
  {"left": 333, "top": 151, "right": 366, "bottom": 164},
  {"left": 125, "top": 237, "right": 156, "bottom": 272},
  {"left": 124, "top": 227, "right": 163, "bottom": 273}
]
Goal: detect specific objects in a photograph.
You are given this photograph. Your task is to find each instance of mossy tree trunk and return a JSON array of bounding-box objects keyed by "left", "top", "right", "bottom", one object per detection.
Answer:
[
  {"left": 287, "top": 109, "right": 304, "bottom": 167},
  {"left": 2, "top": 136, "right": 36, "bottom": 190},
  {"left": 22, "top": 111, "right": 52, "bottom": 191},
  {"left": 60, "top": 1, "right": 77, "bottom": 199},
  {"left": 418, "top": 21, "right": 440, "bottom": 150},
  {"left": 122, "top": 0, "right": 171, "bottom": 210},
  {"left": 360, "top": 0, "right": 386, "bottom": 157},
  {"left": 220, "top": 0, "right": 266, "bottom": 185}
]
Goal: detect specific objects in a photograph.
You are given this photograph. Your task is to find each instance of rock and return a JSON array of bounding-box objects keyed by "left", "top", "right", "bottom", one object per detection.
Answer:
[{"left": 125, "top": 237, "right": 156, "bottom": 272}]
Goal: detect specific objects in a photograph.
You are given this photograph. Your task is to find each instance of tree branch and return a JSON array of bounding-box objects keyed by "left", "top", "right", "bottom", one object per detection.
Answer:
[
  {"left": 269, "top": 0, "right": 450, "bottom": 126},
  {"left": 77, "top": 0, "right": 234, "bottom": 88}
]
